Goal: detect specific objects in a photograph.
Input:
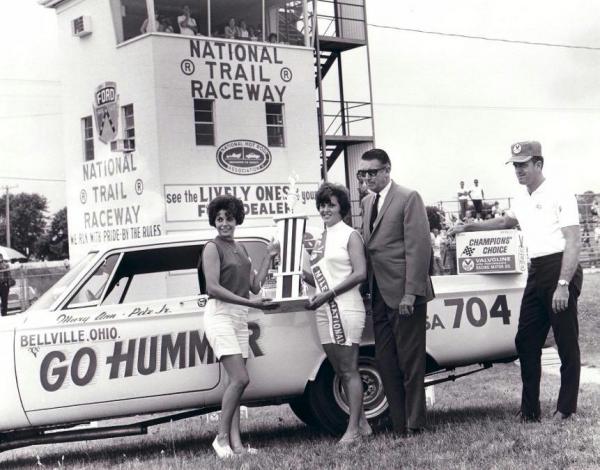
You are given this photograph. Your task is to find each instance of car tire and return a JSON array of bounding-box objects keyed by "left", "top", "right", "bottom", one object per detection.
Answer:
[
  {"left": 288, "top": 396, "right": 320, "bottom": 428},
  {"left": 305, "top": 349, "right": 390, "bottom": 435}
]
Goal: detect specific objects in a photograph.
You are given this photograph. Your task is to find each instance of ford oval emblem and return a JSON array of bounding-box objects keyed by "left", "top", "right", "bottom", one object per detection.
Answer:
[{"left": 216, "top": 140, "right": 272, "bottom": 175}]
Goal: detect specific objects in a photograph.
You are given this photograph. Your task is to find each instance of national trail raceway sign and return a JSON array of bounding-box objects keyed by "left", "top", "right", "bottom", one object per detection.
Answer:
[
  {"left": 456, "top": 230, "right": 527, "bottom": 274},
  {"left": 216, "top": 140, "right": 271, "bottom": 175},
  {"left": 67, "top": 81, "right": 164, "bottom": 260},
  {"left": 93, "top": 82, "right": 119, "bottom": 144}
]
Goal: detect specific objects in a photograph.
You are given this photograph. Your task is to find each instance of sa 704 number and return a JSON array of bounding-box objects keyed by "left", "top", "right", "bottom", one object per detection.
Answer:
[{"left": 426, "top": 295, "right": 512, "bottom": 331}]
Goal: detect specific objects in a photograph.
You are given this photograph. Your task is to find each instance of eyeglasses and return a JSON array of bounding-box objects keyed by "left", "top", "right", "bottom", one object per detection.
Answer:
[{"left": 356, "top": 167, "right": 388, "bottom": 179}]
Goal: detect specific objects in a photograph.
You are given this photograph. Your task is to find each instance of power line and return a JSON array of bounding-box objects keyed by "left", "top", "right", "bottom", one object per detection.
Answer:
[
  {"left": 0, "top": 78, "right": 60, "bottom": 83},
  {"left": 0, "top": 176, "right": 65, "bottom": 183},
  {"left": 374, "top": 102, "right": 600, "bottom": 112},
  {"left": 0, "top": 113, "right": 62, "bottom": 119},
  {"left": 368, "top": 23, "right": 600, "bottom": 51}
]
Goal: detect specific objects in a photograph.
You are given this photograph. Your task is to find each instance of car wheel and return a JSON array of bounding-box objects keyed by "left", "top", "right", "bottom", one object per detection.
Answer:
[
  {"left": 288, "top": 396, "right": 319, "bottom": 428},
  {"left": 306, "top": 350, "right": 389, "bottom": 435}
]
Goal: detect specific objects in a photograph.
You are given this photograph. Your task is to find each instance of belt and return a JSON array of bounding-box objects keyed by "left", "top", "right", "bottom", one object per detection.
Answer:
[{"left": 530, "top": 251, "right": 563, "bottom": 266}]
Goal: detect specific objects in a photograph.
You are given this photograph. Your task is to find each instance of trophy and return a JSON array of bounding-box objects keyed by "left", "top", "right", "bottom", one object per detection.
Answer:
[{"left": 272, "top": 174, "right": 308, "bottom": 299}]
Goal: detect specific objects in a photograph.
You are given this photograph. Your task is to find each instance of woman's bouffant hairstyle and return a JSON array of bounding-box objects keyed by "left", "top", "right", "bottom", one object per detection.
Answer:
[
  {"left": 207, "top": 195, "right": 246, "bottom": 227},
  {"left": 315, "top": 182, "right": 351, "bottom": 218}
]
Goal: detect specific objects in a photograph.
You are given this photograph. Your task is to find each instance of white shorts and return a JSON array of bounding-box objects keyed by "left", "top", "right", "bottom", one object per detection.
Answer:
[
  {"left": 204, "top": 299, "right": 250, "bottom": 359},
  {"left": 316, "top": 307, "right": 365, "bottom": 346}
]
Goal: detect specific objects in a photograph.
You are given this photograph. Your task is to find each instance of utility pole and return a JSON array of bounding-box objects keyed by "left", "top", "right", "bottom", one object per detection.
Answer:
[{"left": 2, "top": 185, "right": 17, "bottom": 248}]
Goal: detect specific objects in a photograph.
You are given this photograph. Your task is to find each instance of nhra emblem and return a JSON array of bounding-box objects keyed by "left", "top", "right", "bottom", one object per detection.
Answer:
[
  {"left": 461, "top": 258, "right": 475, "bottom": 272},
  {"left": 512, "top": 143, "right": 522, "bottom": 154},
  {"left": 216, "top": 140, "right": 271, "bottom": 175},
  {"left": 93, "top": 82, "right": 119, "bottom": 144}
]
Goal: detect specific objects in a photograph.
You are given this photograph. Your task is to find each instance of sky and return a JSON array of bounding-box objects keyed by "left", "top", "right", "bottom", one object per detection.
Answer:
[
  {"left": 334, "top": 0, "right": 600, "bottom": 211},
  {"left": 0, "top": 0, "right": 62, "bottom": 213},
  {"left": 2, "top": 0, "right": 600, "bottom": 215}
]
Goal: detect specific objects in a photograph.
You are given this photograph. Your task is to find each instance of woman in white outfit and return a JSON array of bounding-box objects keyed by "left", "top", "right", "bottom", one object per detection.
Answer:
[
  {"left": 201, "top": 195, "right": 278, "bottom": 458},
  {"left": 304, "top": 182, "right": 372, "bottom": 444}
]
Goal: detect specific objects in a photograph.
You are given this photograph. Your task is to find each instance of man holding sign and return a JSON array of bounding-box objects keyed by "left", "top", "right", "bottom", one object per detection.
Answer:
[{"left": 450, "top": 141, "right": 583, "bottom": 422}]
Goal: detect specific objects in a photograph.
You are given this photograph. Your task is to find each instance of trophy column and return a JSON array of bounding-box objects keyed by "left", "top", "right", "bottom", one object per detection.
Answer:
[{"left": 272, "top": 214, "right": 308, "bottom": 299}]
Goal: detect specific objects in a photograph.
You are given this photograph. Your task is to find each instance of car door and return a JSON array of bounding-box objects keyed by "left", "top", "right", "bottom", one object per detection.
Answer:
[
  {"left": 230, "top": 238, "right": 326, "bottom": 403},
  {"left": 15, "top": 242, "right": 221, "bottom": 427}
]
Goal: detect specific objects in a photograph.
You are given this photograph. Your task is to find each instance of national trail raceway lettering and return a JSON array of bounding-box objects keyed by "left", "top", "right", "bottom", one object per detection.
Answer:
[
  {"left": 189, "top": 40, "right": 287, "bottom": 102},
  {"left": 38, "top": 324, "right": 263, "bottom": 392}
]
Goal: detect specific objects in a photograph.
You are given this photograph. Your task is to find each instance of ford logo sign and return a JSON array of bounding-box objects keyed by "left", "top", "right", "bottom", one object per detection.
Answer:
[{"left": 216, "top": 140, "right": 272, "bottom": 175}]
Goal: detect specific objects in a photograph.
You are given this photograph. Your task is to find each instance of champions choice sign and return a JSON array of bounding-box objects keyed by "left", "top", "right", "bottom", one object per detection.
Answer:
[{"left": 456, "top": 230, "right": 527, "bottom": 274}]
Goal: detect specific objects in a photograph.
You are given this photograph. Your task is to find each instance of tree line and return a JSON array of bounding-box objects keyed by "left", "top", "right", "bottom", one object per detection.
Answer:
[{"left": 0, "top": 193, "right": 68, "bottom": 260}]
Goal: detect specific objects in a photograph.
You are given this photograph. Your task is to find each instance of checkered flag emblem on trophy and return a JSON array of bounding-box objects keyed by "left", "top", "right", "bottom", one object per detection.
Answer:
[{"left": 462, "top": 246, "right": 475, "bottom": 257}]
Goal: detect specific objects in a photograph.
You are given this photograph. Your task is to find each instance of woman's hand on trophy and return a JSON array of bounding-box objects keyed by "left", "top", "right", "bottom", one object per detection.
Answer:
[{"left": 249, "top": 297, "right": 279, "bottom": 310}]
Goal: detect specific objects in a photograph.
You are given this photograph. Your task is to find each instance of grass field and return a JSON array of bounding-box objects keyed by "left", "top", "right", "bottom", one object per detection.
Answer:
[{"left": 2, "top": 273, "right": 599, "bottom": 470}]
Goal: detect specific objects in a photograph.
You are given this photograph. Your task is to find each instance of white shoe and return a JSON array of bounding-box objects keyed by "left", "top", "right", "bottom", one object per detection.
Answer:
[
  {"left": 212, "top": 436, "right": 234, "bottom": 459},
  {"left": 232, "top": 444, "right": 258, "bottom": 455}
]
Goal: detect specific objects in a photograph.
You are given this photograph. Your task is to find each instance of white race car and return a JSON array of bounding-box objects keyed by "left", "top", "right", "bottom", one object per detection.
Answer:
[{"left": 0, "top": 227, "right": 525, "bottom": 452}]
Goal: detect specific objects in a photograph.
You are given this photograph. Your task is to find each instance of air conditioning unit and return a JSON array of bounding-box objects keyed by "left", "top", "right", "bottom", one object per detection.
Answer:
[
  {"left": 72, "top": 15, "right": 92, "bottom": 37},
  {"left": 111, "top": 139, "right": 135, "bottom": 153}
]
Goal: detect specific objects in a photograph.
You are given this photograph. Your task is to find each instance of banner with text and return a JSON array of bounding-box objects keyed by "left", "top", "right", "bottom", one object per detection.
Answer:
[
  {"left": 164, "top": 183, "right": 319, "bottom": 222},
  {"left": 69, "top": 153, "right": 163, "bottom": 248}
]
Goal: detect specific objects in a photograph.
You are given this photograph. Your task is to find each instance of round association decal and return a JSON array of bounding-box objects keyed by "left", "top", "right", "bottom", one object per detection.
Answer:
[
  {"left": 461, "top": 259, "right": 475, "bottom": 272},
  {"left": 216, "top": 140, "right": 272, "bottom": 175}
]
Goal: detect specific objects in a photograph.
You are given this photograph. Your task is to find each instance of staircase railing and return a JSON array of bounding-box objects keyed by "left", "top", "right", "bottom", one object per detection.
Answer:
[
  {"left": 312, "top": 0, "right": 366, "bottom": 41},
  {"left": 320, "top": 100, "right": 372, "bottom": 136}
]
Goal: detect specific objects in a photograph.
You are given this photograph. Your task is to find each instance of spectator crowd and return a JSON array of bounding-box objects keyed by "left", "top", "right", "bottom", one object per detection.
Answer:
[{"left": 139, "top": 5, "right": 282, "bottom": 43}]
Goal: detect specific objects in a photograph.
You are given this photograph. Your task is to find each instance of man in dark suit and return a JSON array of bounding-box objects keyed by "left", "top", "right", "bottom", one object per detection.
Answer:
[{"left": 358, "top": 148, "right": 434, "bottom": 435}]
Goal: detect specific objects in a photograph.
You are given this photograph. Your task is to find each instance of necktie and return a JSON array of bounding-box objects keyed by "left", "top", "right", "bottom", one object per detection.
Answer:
[{"left": 369, "top": 193, "right": 380, "bottom": 232}]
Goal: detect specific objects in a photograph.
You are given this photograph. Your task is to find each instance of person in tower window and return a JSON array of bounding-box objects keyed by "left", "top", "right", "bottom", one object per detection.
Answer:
[{"left": 178, "top": 5, "right": 198, "bottom": 35}]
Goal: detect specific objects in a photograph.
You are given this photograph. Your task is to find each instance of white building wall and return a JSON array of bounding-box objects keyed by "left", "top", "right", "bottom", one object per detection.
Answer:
[{"left": 53, "top": 1, "right": 321, "bottom": 259}]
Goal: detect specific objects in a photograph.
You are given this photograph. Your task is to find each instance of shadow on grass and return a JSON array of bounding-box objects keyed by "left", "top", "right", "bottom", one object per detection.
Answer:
[
  {"left": 0, "top": 421, "right": 328, "bottom": 469},
  {"left": 428, "top": 403, "right": 516, "bottom": 426}
]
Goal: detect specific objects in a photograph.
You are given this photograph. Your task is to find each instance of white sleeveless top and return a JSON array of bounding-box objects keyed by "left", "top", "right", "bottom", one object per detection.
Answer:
[{"left": 317, "top": 220, "right": 365, "bottom": 313}]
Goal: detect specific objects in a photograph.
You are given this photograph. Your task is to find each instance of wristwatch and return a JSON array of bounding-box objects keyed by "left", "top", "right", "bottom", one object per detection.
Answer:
[{"left": 557, "top": 279, "right": 569, "bottom": 287}]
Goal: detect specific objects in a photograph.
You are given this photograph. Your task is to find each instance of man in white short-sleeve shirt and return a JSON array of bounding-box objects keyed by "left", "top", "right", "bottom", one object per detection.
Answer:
[
  {"left": 469, "top": 179, "right": 484, "bottom": 218},
  {"left": 450, "top": 140, "right": 583, "bottom": 422}
]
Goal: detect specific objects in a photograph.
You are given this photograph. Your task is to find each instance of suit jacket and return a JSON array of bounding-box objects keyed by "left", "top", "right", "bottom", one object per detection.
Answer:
[{"left": 361, "top": 181, "right": 434, "bottom": 307}]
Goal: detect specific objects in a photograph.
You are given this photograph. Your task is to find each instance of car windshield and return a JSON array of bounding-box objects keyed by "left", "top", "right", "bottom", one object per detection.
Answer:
[{"left": 29, "top": 253, "right": 98, "bottom": 311}]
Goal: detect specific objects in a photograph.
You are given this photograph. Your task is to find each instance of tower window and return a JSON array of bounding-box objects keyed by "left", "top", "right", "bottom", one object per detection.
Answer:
[
  {"left": 266, "top": 103, "right": 285, "bottom": 147},
  {"left": 82, "top": 116, "right": 94, "bottom": 161},
  {"left": 194, "top": 99, "right": 215, "bottom": 146}
]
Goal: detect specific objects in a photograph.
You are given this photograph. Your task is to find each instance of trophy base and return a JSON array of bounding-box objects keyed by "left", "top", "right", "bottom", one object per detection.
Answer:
[{"left": 264, "top": 297, "right": 309, "bottom": 313}]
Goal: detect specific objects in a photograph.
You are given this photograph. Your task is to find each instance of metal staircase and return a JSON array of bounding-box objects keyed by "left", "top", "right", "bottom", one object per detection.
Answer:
[{"left": 312, "top": 0, "right": 374, "bottom": 175}]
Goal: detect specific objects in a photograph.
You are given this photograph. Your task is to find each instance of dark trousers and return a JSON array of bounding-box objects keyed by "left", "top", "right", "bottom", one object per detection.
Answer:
[
  {"left": 0, "top": 283, "right": 9, "bottom": 316},
  {"left": 459, "top": 199, "right": 468, "bottom": 219},
  {"left": 515, "top": 253, "right": 583, "bottom": 418},
  {"left": 372, "top": 277, "right": 426, "bottom": 433},
  {"left": 472, "top": 199, "right": 483, "bottom": 216}
]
